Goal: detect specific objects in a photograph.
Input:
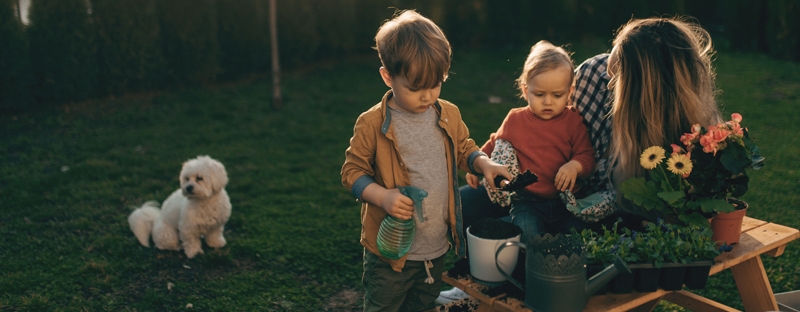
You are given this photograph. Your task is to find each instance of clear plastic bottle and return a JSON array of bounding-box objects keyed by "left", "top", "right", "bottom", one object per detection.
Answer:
[
  {"left": 377, "top": 215, "right": 415, "bottom": 259},
  {"left": 377, "top": 186, "right": 427, "bottom": 260}
]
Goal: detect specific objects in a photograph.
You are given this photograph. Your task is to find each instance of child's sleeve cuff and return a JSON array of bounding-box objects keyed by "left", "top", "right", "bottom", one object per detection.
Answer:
[
  {"left": 468, "top": 151, "right": 488, "bottom": 175},
  {"left": 351, "top": 175, "right": 376, "bottom": 202}
]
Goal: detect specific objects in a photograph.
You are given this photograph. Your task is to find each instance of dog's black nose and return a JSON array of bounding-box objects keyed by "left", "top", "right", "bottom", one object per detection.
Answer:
[{"left": 186, "top": 185, "right": 194, "bottom": 194}]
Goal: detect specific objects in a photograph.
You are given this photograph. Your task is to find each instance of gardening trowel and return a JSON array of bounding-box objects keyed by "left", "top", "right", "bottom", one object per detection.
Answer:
[{"left": 493, "top": 169, "right": 538, "bottom": 191}]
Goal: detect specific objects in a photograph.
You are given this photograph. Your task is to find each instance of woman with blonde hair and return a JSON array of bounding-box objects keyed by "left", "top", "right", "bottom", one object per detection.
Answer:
[{"left": 575, "top": 16, "right": 722, "bottom": 221}]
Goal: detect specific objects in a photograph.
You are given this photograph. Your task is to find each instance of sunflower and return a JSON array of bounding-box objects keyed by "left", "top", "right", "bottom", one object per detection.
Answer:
[
  {"left": 666, "top": 153, "right": 693, "bottom": 176},
  {"left": 640, "top": 146, "right": 666, "bottom": 169}
]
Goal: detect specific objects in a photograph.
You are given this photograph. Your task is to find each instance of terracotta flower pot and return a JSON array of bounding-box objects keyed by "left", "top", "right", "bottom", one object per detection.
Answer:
[{"left": 710, "top": 199, "right": 749, "bottom": 245}]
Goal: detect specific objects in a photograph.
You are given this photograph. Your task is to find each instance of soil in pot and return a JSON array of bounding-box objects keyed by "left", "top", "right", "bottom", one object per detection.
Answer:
[
  {"left": 466, "top": 218, "right": 523, "bottom": 284},
  {"left": 470, "top": 218, "right": 523, "bottom": 239}
]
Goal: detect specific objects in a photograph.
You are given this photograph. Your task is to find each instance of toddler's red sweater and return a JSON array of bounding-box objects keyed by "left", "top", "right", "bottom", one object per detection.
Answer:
[{"left": 481, "top": 107, "right": 595, "bottom": 198}]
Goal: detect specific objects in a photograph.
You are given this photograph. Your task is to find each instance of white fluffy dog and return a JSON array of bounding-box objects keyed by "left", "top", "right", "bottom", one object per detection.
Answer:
[{"left": 128, "top": 155, "right": 231, "bottom": 258}]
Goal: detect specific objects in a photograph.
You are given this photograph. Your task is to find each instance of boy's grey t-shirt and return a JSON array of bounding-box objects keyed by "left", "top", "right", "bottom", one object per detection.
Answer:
[{"left": 389, "top": 105, "right": 450, "bottom": 261}]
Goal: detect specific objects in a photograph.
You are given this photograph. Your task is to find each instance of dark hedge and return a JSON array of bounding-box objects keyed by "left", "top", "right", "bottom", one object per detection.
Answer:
[
  {"left": 157, "top": 0, "right": 219, "bottom": 87},
  {"left": 93, "top": 0, "right": 166, "bottom": 97},
  {"left": 27, "top": 0, "right": 98, "bottom": 103},
  {"left": 2, "top": 0, "right": 798, "bottom": 110},
  {"left": 0, "top": 0, "right": 33, "bottom": 110}
]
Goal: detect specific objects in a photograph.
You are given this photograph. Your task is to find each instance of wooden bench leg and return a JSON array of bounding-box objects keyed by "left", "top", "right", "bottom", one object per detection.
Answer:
[
  {"left": 663, "top": 290, "right": 742, "bottom": 312},
  {"left": 730, "top": 256, "right": 779, "bottom": 312}
]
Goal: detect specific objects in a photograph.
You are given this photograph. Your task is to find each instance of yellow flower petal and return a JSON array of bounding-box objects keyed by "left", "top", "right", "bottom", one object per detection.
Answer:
[
  {"left": 640, "top": 146, "right": 666, "bottom": 170},
  {"left": 667, "top": 153, "right": 693, "bottom": 176}
]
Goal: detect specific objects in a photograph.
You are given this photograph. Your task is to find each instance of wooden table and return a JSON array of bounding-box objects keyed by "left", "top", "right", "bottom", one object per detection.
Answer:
[{"left": 441, "top": 217, "right": 799, "bottom": 312}]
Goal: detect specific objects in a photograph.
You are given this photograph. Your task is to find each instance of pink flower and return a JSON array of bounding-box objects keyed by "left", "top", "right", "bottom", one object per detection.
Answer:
[
  {"left": 670, "top": 144, "right": 682, "bottom": 156},
  {"left": 700, "top": 134, "right": 718, "bottom": 155},
  {"left": 681, "top": 133, "right": 696, "bottom": 146},
  {"left": 729, "top": 122, "right": 744, "bottom": 137},
  {"left": 710, "top": 128, "right": 730, "bottom": 143},
  {"left": 731, "top": 113, "right": 742, "bottom": 123},
  {"left": 692, "top": 124, "right": 702, "bottom": 133}
]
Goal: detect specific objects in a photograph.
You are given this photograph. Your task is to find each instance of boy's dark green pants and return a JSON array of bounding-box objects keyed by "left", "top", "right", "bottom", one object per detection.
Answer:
[{"left": 362, "top": 249, "right": 445, "bottom": 312}]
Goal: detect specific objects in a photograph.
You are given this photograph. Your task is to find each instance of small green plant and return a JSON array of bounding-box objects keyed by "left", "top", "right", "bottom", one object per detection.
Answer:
[
  {"left": 574, "top": 218, "right": 640, "bottom": 266},
  {"left": 576, "top": 218, "right": 721, "bottom": 268}
]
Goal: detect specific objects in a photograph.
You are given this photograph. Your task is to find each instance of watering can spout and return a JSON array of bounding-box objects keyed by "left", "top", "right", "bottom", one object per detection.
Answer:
[{"left": 586, "top": 256, "right": 631, "bottom": 296}]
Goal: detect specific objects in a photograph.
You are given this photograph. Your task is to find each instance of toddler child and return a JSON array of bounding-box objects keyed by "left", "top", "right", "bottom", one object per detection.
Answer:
[
  {"left": 466, "top": 40, "right": 596, "bottom": 243},
  {"left": 340, "top": 10, "right": 511, "bottom": 312}
]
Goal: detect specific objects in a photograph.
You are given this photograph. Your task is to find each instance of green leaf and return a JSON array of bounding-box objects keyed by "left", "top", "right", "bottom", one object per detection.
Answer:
[
  {"left": 678, "top": 212, "right": 711, "bottom": 227},
  {"left": 651, "top": 164, "right": 669, "bottom": 184},
  {"left": 621, "top": 177, "right": 665, "bottom": 211},
  {"left": 728, "top": 175, "right": 750, "bottom": 198},
  {"left": 720, "top": 143, "right": 751, "bottom": 175},
  {"left": 660, "top": 179, "right": 675, "bottom": 192},
  {"left": 697, "top": 198, "right": 734, "bottom": 213},
  {"left": 657, "top": 191, "right": 685, "bottom": 205}
]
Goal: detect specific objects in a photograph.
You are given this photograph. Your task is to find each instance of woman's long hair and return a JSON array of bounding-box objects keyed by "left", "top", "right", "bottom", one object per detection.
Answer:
[{"left": 608, "top": 17, "right": 722, "bottom": 185}]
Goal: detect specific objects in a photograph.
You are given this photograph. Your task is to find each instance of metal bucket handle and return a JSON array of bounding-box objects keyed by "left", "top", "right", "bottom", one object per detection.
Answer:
[{"left": 495, "top": 241, "right": 526, "bottom": 291}]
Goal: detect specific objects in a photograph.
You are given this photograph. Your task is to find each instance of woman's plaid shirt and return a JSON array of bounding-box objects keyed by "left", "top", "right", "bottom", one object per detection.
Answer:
[{"left": 572, "top": 54, "right": 614, "bottom": 193}]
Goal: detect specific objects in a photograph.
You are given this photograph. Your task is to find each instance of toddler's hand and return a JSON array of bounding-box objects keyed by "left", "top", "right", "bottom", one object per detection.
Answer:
[
  {"left": 555, "top": 161, "right": 581, "bottom": 192},
  {"left": 465, "top": 173, "right": 481, "bottom": 189},
  {"left": 381, "top": 188, "right": 415, "bottom": 220}
]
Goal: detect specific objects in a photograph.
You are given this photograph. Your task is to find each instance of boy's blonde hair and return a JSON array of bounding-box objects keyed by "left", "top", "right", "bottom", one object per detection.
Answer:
[
  {"left": 516, "top": 40, "right": 575, "bottom": 97},
  {"left": 608, "top": 17, "right": 722, "bottom": 183},
  {"left": 374, "top": 10, "right": 451, "bottom": 89}
]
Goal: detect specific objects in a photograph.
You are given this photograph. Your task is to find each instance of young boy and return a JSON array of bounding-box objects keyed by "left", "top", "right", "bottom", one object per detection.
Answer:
[{"left": 340, "top": 10, "right": 511, "bottom": 312}]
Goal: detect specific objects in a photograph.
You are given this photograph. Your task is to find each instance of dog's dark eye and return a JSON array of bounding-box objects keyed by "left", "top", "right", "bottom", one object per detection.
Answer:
[
  {"left": 196, "top": 177, "right": 203, "bottom": 181},
  {"left": 185, "top": 177, "right": 189, "bottom": 181}
]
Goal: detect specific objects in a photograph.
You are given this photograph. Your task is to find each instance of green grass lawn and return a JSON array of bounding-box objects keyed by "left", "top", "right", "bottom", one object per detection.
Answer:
[{"left": 1, "top": 45, "right": 799, "bottom": 311}]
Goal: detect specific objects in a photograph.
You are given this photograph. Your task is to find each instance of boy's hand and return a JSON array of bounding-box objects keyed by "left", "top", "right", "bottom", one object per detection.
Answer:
[
  {"left": 465, "top": 172, "right": 480, "bottom": 189},
  {"left": 555, "top": 160, "right": 582, "bottom": 192},
  {"left": 473, "top": 156, "right": 512, "bottom": 190},
  {"left": 380, "top": 188, "right": 415, "bottom": 220}
]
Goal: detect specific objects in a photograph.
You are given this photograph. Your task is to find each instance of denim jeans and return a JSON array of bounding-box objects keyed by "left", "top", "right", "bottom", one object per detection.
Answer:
[{"left": 510, "top": 192, "right": 591, "bottom": 243}]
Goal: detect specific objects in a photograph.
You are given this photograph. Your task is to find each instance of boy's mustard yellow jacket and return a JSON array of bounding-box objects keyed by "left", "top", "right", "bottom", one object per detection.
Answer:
[{"left": 341, "top": 90, "right": 486, "bottom": 272}]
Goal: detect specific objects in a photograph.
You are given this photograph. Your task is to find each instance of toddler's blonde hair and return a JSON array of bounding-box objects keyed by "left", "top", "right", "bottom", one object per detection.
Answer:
[{"left": 516, "top": 40, "right": 575, "bottom": 98}]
